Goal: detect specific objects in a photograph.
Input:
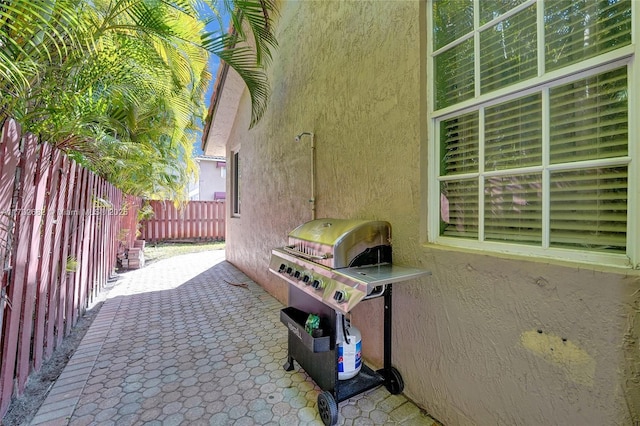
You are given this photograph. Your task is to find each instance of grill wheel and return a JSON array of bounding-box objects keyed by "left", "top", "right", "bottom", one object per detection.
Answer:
[
  {"left": 317, "top": 390, "right": 338, "bottom": 426},
  {"left": 384, "top": 366, "right": 405, "bottom": 395}
]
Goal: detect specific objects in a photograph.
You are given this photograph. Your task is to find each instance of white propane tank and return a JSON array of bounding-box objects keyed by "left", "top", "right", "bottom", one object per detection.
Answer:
[{"left": 338, "top": 321, "right": 362, "bottom": 380}]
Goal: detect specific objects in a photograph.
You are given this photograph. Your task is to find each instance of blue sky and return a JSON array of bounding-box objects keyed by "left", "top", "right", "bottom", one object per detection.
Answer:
[{"left": 193, "top": 3, "right": 230, "bottom": 156}]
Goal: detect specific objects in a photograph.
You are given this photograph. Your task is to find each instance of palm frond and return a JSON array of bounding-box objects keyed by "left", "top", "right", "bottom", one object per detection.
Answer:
[
  {"left": 0, "top": 0, "right": 277, "bottom": 198},
  {"left": 201, "top": 0, "right": 278, "bottom": 127}
]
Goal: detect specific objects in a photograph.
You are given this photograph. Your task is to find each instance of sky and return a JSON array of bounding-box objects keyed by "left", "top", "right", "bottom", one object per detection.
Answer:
[{"left": 193, "top": 3, "right": 230, "bottom": 156}]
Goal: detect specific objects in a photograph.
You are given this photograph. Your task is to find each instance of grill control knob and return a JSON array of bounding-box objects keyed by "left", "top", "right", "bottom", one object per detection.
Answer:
[
  {"left": 333, "top": 290, "right": 348, "bottom": 303},
  {"left": 293, "top": 271, "right": 301, "bottom": 279},
  {"left": 311, "top": 279, "right": 324, "bottom": 290},
  {"left": 302, "top": 275, "right": 311, "bottom": 284},
  {"left": 278, "top": 264, "right": 286, "bottom": 273},
  {"left": 286, "top": 267, "right": 293, "bottom": 275}
]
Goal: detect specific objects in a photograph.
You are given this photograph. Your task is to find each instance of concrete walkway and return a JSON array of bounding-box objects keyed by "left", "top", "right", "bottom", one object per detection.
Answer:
[{"left": 30, "top": 250, "right": 436, "bottom": 425}]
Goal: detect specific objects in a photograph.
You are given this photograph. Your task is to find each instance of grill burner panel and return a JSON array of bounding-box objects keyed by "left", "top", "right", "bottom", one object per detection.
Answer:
[
  {"left": 270, "top": 247, "right": 428, "bottom": 314},
  {"left": 270, "top": 248, "right": 368, "bottom": 314}
]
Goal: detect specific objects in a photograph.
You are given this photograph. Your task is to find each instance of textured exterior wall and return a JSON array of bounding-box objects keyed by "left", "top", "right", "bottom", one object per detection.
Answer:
[
  {"left": 194, "top": 159, "right": 225, "bottom": 201},
  {"left": 223, "top": 1, "right": 640, "bottom": 425}
]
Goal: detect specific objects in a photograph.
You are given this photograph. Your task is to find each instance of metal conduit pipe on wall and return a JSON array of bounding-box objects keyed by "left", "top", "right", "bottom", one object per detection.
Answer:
[{"left": 295, "top": 132, "right": 315, "bottom": 220}]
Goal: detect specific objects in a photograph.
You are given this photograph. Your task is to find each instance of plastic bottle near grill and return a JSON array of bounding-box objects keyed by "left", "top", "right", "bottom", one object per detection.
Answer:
[{"left": 338, "top": 321, "right": 362, "bottom": 380}]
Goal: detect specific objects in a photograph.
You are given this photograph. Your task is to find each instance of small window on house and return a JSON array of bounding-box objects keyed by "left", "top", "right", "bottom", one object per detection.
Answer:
[
  {"left": 231, "top": 150, "right": 240, "bottom": 216},
  {"left": 428, "top": 0, "right": 637, "bottom": 268}
]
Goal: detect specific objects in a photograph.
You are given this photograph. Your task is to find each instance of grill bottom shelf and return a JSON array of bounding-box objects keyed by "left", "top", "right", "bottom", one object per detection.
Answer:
[
  {"left": 335, "top": 364, "right": 384, "bottom": 403},
  {"left": 281, "top": 308, "right": 386, "bottom": 401},
  {"left": 282, "top": 338, "right": 388, "bottom": 402},
  {"left": 281, "top": 312, "right": 393, "bottom": 401}
]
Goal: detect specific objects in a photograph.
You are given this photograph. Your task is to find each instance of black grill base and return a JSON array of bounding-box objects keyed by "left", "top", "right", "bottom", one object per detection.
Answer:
[{"left": 282, "top": 284, "right": 401, "bottom": 426}]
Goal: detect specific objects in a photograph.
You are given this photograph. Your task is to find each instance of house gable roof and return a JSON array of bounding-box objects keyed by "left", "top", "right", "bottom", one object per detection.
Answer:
[{"left": 201, "top": 27, "right": 248, "bottom": 157}]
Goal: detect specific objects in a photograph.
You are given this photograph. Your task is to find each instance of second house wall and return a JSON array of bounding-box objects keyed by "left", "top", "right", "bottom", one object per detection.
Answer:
[
  {"left": 224, "top": 1, "right": 640, "bottom": 425},
  {"left": 197, "top": 161, "right": 225, "bottom": 201}
]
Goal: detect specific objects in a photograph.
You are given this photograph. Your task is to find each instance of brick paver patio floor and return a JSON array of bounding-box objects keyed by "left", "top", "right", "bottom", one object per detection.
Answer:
[{"left": 30, "top": 250, "right": 436, "bottom": 425}]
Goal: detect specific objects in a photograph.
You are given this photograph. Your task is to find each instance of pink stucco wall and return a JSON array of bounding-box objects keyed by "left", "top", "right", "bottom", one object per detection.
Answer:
[{"left": 220, "top": 1, "right": 640, "bottom": 424}]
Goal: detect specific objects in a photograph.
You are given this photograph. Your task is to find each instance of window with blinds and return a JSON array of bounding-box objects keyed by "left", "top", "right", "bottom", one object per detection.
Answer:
[
  {"left": 429, "top": 0, "right": 634, "bottom": 267},
  {"left": 231, "top": 150, "right": 241, "bottom": 216}
]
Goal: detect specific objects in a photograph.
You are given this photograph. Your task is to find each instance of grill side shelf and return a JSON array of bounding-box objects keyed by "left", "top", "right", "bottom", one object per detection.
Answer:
[
  {"left": 336, "top": 264, "right": 431, "bottom": 286},
  {"left": 280, "top": 307, "right": 331, "bottom": 353}
]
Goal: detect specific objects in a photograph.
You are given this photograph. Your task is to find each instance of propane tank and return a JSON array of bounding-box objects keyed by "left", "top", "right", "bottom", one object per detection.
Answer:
[{"left": 338, "top": 320, "right": 362, "bottom": 380}]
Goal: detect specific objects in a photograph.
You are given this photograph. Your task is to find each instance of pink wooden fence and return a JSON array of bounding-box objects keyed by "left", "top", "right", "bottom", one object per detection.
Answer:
[
  {"left": 140, "top": 200, "right": 225, "bottom": 243},
  {"left": 0, "top": 118, "right": 138, "bottom": 417}
]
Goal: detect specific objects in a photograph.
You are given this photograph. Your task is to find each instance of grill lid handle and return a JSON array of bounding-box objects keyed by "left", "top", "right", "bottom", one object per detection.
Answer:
[{"left": 283, "top": 245, "right": 333, "bottom": 261}]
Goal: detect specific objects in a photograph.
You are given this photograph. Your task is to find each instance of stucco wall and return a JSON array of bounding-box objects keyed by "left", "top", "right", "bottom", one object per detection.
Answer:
[
  {"left": 195, "top": 159, "right": 225, "bottom": 201},
  {"left": 224, "top": 1, "right": 640, "bottom": 425}
]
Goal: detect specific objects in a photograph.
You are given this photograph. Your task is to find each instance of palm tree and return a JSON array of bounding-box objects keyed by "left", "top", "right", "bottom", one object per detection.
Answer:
[{"left": 0, "top": 0, "right": 277, "bottom": 200}]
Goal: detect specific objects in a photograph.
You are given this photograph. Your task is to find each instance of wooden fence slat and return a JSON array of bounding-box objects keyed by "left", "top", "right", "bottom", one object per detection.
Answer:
[
  {"left": 112, "top": 189, "right": 123, "bottom": 267},
  {"left": 110, "top": 186, "right": 117, "bottom": 267},
  {"left": 214, "top": 202, "right": 219, "bottom": 239},
  {"left": 103, "top": 184, "right": 112, "bottom": 276},
  {"left": 185, "top": 203, "right": 191, "bottom": 239},
  {"left": 160, "top": 201, "right": 166, "bottom": 240},
  {"left": 0, "top": 120, "right": 16, "bottom": 272},
  {"left": 77, "top": 172, "right": 94, "bottom": 318},
  {"left": 87, "top": 176, "right": 97, "bottom": 303},
  {"left": 14, "top": 133, "right": 43, "bottom": 392},
  {"left": 97, "top": 181, "right": 107, "bottom": 295},
  {"left": 0, "top": 119, "right": 19, "bottom": 363},
  {"left": 177, "top": 202, "right": 182, "bottom": 239},
  {"left": 89, "top": 176, "right": 98, "bottom": 302},
  {"left": 32, "top": 143, "right": 54, "bottom": 371},
  {"left": 166, "top": 201, "right": 171, "bottom": 240},
  {"left": 179, "top": 202, "right": 184, "bottom": 239},
  {"left": 188, "top": 202, "right": 194, "bottom": 239},
  {"left": 207, "top": 202, "right": 213, "bottom": 238},
  {"left": 59, "top": 160, "right": 76, "bottom": 342},
  {"left": 68, "top": 166, "right": 86, "bottom": 335},
  {"left": 198, "top": 202, "right": 204, "bottom": 239},
  {"left": 197, "top": 202, "right": 202, "bottom": 240},
  {"left": 45, "top": 151, "right": 66, "bottom": 357},
  {"left": 0, "top": 120, "right": 22, "bottom": 416}
]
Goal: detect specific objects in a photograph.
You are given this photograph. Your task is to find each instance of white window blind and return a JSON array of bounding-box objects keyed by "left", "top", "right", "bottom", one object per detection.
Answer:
[
  {"left": 545, "top": 0, "right": 632, "bottom": 71},
  {"left": 429, "top": 0, "right": 635, "bottom": 267},
  {"left": 480, "top": 4, "right": 538, "bottom": 94}
]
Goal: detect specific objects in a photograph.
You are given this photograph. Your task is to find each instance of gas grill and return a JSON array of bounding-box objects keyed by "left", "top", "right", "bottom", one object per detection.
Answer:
[{"left": 269, "top": 218, "right": 430, "bottom": 426}]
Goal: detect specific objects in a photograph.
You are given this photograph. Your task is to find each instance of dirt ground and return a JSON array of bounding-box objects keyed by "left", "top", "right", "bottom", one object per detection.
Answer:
[{"left": 2, "top": 302, "right": 102, "bottom": 426}]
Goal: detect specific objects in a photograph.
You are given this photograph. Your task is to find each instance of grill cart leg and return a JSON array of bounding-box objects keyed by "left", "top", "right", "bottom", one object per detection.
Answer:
[
  {"left": 283, "top": 355, "right": 294, "bottom": 371},
  {"left": 378, "top": 284, "right": 405, "bottom": 394},
  {"left": 318, "top": 391, "right": 338, "bottom": 426}
]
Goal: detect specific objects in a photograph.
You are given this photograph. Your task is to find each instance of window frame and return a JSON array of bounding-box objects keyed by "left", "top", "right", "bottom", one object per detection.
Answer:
[{"left": 425, "top": 0, "right": 640, "bottom": 269}]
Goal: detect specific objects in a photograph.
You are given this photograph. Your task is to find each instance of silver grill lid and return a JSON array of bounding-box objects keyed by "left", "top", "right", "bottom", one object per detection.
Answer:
[
  {"left": 270, "top": 218, "right": 430, "bottom": 313},
  {"left": 286, "top": 219, "right": 391, "bottom": 269}
]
